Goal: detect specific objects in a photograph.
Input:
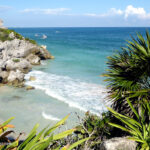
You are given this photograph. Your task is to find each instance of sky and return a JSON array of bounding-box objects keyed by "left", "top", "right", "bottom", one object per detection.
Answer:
[{"left": 0, "top": 0, "right": 150, "bottom": 27}]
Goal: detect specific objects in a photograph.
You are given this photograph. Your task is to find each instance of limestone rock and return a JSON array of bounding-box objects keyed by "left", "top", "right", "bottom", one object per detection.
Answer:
[
  {"left": 6, "top": 58, "right": 31, "bottom": 72},
  {"left": 9, "top": 32, "right": 15, "bottom": 39},
  {"left": 0, "top": 39, "right": 39, "bottom": 58},
  {"left": 38, "top": 47, "right": 54, "bottom": 59},
  {"left": 26, "top": 86, "right": 35, "bottom": 90},
  {"left": 26, "top": 54, "right": 40, "bottom": 65},
  {"left": 29, "top": 76, "right": 36, "bottom": 81},
  {"left": 100, "top": 137, "right": 137, "bottom": 150},
  {"left": 7, "top": 70, "right": 24, "bottom": 83},
  {"left": 0, "top": 26, "right": 53, "bottom": 87},
  {"left": 0, "top": 71, "right": 9, "bottom": 80}
]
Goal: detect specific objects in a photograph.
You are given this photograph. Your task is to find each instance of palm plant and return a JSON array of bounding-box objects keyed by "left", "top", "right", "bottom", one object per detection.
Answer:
[
  {"left": 0, "top": 115, "right": 88, "bottom": 150},
  {"left": 104, "top": 31, "right": 150, "bottom": 116},
  {"left": 108, "top": 98, "right": 150, "bottom": 150}
]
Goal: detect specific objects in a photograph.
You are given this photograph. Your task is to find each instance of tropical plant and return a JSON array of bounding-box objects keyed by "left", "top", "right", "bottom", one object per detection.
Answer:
[
  {"left": 108, "top": 98, "right": 150, "bottom": 150},
  {"left": 0, "top": 117, "right": 15, "bottom": 144},
  {"left": 104, "top": 31, "right": 150, "bottom": 116},
  {"left": 0, "top": 115, "right": 88, "bottom": 150},
  {"left": 54, "top": 112, "right": 113, "bottom": 150}
]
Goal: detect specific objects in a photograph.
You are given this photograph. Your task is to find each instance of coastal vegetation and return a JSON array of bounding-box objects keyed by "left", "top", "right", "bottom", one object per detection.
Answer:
[
  {"left": 104, "top": 31, "right": 150, "bottom": 117},
  {"left": 0, "top": 28, "right": 150, "bottom": 149},
  {"left": 0, "top": 115, "right": 88, "bottom": 150},
  {"left": 0, "top": 28, "right": 37, "bottom": 44}
]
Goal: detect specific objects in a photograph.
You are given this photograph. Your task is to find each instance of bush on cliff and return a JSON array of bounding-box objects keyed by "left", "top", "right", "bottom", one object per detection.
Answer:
[{"left": 0, "top": 28, "right": 37, "bottom": 44}]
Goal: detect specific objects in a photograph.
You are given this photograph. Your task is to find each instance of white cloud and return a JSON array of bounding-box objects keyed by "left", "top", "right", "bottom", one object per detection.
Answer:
[
  {"left": 84, "top": 8, "right": 123, "bottom": 17},
  {"left": 124, "top": 5, "right": 150, "bottom": 19},
  {"left": 21, "top": 5, "right": 150, "bottom": 21},
  {"left": 84, "top": 5, "right": 150, "bottom": 20},
  {"left": 22, "top": 8, "right": 71, "bottom": 15}
]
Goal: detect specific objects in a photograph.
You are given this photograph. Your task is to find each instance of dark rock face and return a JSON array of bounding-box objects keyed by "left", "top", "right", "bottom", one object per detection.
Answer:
[{"left": 100, "top": 137, "right": 137, "bottom": 150}]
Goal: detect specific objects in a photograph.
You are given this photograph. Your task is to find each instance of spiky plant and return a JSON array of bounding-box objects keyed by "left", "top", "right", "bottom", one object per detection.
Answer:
[
  {"left": 104, "top": 31, "right": 150, "bottom": 116},
  {"left": 108, "top": 99, "right": 150, "bottom": 150}
]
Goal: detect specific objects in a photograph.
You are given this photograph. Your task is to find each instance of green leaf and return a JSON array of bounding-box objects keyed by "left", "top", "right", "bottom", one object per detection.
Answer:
[
  {"left": 67, "top": 138, "right": 89, "bottom": 150},
  {"left": 53, "top": 128, "right": 76, "bottom": 140},
  {"left": 44, "top": 114, "right": 70, "bottom": 137}
]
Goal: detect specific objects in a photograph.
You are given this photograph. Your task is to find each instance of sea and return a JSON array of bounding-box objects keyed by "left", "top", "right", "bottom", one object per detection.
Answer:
[{"left": 0, "top": 27, "right": 149, "bottom": 133}]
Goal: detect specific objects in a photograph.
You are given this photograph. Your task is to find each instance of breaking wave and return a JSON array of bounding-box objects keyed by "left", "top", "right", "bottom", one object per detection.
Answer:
[{"left": 25, "top": 70, "right": 110, "bottom": 116}]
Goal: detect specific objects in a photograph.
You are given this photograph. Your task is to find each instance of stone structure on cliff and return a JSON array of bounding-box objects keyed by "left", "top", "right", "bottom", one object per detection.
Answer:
[{"left": 0, "top": 19, "right": 6, "bottom": 29}]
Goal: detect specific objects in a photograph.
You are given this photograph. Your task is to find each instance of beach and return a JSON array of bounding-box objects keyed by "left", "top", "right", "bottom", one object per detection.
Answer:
[{"left": 0, "top": 27, "right": 149, "bottom": 133}]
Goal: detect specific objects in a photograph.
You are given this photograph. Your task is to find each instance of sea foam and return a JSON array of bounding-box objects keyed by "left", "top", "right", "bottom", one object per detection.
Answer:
[
  {"left": 42, "top": 111, "right": 60, "bottom": 121},
  {"left": 25, "top": 70, "right": 110, "bottom": 116}
]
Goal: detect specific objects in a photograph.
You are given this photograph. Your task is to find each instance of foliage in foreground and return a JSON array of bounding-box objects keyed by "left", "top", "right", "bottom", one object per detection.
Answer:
[
  {"left": 0, "top": 115, "right": 88, "bottom": 150},
  {"left": 51, "top": 112, "right": 116, "bottom": 150},
  {"left": 104, "top": 31, "right": 150, "bottom": 116},
  {"left": 108, "top": 98, "right": 150, "bottom": 150}
]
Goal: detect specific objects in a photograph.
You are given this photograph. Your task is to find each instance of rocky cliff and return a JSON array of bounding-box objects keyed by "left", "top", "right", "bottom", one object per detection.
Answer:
[{"left": 0, "top": 28, "right": 54, "bottom": 87}]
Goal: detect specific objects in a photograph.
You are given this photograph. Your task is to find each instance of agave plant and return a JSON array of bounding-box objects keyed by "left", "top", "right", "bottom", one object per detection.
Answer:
[
  {"left": 108, "top": 98, "right": 150, "bottom": 150},
  {"left": 0, "top": 115, "right": 88, "bottom": 150},
  {"left": 104, "top": 31, "right": 150, "bottom": 116}
]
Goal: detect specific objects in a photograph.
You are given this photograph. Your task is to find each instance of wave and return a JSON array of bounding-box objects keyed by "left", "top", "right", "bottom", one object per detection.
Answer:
[
  {"left": 25, "top": 71, "right": 110, "bottom": 116},
  {"left": 42, "top": 111, "right": 60, "bottom": 121}
]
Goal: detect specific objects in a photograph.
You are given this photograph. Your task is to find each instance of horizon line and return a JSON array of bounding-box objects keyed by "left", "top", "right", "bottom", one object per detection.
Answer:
[{"left": 8, "top": 26, "right": 150, "bottom": 28}]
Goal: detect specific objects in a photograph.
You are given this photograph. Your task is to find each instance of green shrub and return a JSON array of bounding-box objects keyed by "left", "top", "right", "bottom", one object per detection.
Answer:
[
  {"left": 0, "top": 28, "right": 23, "bottom": 42},
  {"left": 12, "top": 59, "right": 20, "bottom": 63},
  {"left": 108, "top": 99, "right": 150, "bottom": 150},
  {"left": 52, "top": 112, "right": 114, "bottom": 150},
  {"left": 0, "top": 28, "right": 37, "bottom": 45},
  {"left": 25, "top": 38, "right": 37, "bottom": 45}
]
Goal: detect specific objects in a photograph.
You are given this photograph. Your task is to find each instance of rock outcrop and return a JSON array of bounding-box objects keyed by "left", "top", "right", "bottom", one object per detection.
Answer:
[
  {"left": 100, "top": 137, "right": 137, "bottom": 150},
  {"left": 0, "top": 27, "right": 53, "bottom": 87}
]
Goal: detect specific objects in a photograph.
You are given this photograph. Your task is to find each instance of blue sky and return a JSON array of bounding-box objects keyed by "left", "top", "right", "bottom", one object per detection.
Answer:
[{"left": 0, "top": 0, "right": 150, "bottom": 27}]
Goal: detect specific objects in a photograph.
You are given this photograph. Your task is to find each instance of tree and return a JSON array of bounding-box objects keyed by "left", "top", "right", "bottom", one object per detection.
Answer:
[{"left": 104, "top": 31, "right": 150, "bottom": 116}]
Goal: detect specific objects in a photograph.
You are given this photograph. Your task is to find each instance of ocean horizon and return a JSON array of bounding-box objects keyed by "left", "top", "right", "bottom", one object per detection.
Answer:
[{"left": 0, "top": 27, "right": 149, "bottom": 132}]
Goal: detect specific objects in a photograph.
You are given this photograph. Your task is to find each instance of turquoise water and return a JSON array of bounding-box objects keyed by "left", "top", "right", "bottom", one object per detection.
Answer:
[{"left": 0, "top": 27, "right": 149, "bottom": 132}]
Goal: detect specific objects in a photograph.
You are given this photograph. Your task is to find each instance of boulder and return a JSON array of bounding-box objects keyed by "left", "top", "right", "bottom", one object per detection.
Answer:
[
  {"left": 26, "top": 86, "right": 35, "bottom": 90},
  {"left": 7, "top": 70, "right": 24, "bottom": 83},
  {"left": 26, "top": 54, "right": 40, "bottom": 65},
  {"left": 0, "top": 71, "right": 9, "bottom": 83},
  {"left": 29, "top": 76, "right": 36, "bottom": 81},
  {"left": 38, "top": 47, "right": 54, "bottom": 59},
  {"left": 0, "top": 71, "right": 9, "bottom": 79},
  {"left": 6, "top": 58, "right": 31, "bottom": 72},
  {"left": 100, "top": 137, "right": 137, "bottom": 150},
  {"left": 9, "top": 32, "right": 15, "bottom": 39}
]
